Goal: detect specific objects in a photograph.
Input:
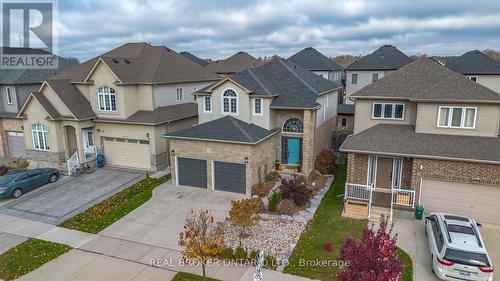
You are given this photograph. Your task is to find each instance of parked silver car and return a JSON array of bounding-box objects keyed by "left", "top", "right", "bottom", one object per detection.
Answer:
[{"left": 425, "top": 213, "right": 494, "bottom": 281}]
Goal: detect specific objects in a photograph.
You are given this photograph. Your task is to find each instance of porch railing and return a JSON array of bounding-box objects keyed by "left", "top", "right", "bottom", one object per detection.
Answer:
[
  {"left": 344, "top": 183, "right": 374, "bottom": 218},
  {"left": 67, "top": 151, "right": 80, "bottom": 174},
  {"left": 390, "top": 188, "right": 416, "bottom": 220}
]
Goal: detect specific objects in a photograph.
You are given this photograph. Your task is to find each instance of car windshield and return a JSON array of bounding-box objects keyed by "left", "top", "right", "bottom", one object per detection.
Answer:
[
  {"left": 0, "top": 175, "right": 15, "bottom": 185},
  {"left": 445, "top": 248, "right": 490, "bottom": 267}
]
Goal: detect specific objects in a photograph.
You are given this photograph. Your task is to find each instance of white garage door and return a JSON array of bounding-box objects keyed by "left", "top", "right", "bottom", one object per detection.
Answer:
[
  {"left": 103, "top": 138, "right": 151, "bottom": 170},
  {"left": 422, "top": 179, "right": 500, "bottom": 225}
]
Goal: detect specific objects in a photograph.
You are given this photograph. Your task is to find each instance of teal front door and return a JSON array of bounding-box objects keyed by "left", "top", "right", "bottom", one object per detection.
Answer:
[{"left": 287, "top": 138, "right": 300, "bottom": 164}]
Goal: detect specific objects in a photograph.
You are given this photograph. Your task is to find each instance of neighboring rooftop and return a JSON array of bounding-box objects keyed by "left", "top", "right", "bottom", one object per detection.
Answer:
[
  {"left": 346, "top": 45, "right": 411, "bottom": 71},
  {"left": 351, "top": 58, "right": 500, "bottom": 103},
  {"left": 340, "top": 124, "right": 500, "bottom": 164},
  {"left": 97, "top": 103, "right": 197, "bottom": 125},
  {"left": 445, "top": 50, "right": 500, "bottom": 75},
  {"left": 165, "top": 116, "right": 279, "bottom": 144},
  {"left": 287, "top": 47, "right": 343, "bottom": 71},
  {"left": 338, "top": 104, "right": 355, "bottom": 115},
  {"left": 204, "top": 52, "right": 263, "bottom": 75},
  {"left": 180, "top": 51, "right": 210, "bottom": 67}
]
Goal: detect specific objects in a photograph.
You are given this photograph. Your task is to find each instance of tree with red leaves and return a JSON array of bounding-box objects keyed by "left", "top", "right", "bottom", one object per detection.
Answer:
[{"left": 337, "top": 215, "right": 404, "bottom": 281}]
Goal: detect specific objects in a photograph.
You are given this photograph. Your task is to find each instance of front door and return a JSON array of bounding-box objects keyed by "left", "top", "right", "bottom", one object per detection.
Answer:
[
  {"left": 287, "top": 138, "right": 300, "bottom": 164},
  {"left": 375, "top": 157, "right": 393, "bottom": 189},
  {"left": 82, "top": 129, "right": 95, "bottom": 159}
]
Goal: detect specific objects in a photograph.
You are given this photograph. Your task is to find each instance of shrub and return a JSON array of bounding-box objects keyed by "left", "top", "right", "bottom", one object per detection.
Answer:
[
  {"left": 265, "top": 171, "right": 281, "bottom": 182},
  {"left": 337, "top": 215, "right": 404, "bottom": 281},
  {"left": 15, "top": 157, "right": 30, "bottom": 169},
  {"left": 220, "top": 247, "right": 234, "bottom": 260},
  {"left": 277, "top": 198, "right": 297, "bottom": 216},
  {"left": 315, "top": 150, "right": 336, "bottom": 174},
  {"left": 279, "top": 175, "right": 313, "bottom": 207},
  {"left": 228, "top": 198, "right": 263, "bottom": 239},
  {"left": 249, "top": 250, "right": 259, "bottom": 263},
  {"left": 252, "top": 183, "right": 271, "bottom": 198},
  {"left": 324, "top": 241, "right": 333, "bottom": 252},
  {"left": 234, "top": 246, "right": 248, "bottom": 262},
  {"left": 267, "top": 190, "right": 283, "bottom": 212},
  {"left": 264, "top": 255, "right": 278, "bottom": 269},
  {"left": 308, "top": 170, "right": 321, "bottom": 183}
]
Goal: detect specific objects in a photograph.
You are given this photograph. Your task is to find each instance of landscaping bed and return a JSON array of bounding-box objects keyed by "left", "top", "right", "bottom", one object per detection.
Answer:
[
  {"left": 59, "top": 174, "right": 170, "bottom": 233},
  {"left": 0, "top": 239, "right": 71, "bottom": 281},
  {"left": 171, "top": 272, "right": 221, "bottom": 281}
]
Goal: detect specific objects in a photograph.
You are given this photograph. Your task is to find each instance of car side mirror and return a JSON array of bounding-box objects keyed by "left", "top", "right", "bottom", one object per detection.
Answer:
[
  {"left": 425, "top": 216, "right": 431, "bottom": 220},
  {"left": 476, "top": 223, "right": 482, "bottom": 228}
]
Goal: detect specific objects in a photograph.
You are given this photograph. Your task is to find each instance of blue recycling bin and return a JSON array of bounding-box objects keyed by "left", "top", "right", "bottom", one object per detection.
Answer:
[{"left": 96, "top": 154, "right": 105, "bottom": 168}]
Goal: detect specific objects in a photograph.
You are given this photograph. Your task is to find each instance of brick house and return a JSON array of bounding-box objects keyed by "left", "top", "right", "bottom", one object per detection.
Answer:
[{"left": 340, "top": 58, "right": 500, "bottom": 225}]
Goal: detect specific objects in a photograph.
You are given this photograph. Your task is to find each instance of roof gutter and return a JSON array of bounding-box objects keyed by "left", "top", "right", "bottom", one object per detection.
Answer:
[
  {"left": 351, "top": 96, "right": 500, "bottom": 104},
  {"left": 165, "top": 129, "right": 280, "bottom": 145}
]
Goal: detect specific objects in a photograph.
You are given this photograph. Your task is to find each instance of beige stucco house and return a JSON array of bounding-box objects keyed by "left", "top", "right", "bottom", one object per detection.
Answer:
[
  {"left": 340, "top": 58, "right": 500, "bottom": 225},
  {"left": 17, "top": 43, "right": 220, "bottom": 173},
  {"left": 166, "top": 58, "right": 342, "bottom": 195}
]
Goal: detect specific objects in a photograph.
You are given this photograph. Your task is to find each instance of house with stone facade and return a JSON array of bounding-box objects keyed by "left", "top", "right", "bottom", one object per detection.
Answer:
[
  {"left": 340, "top": 58, "right": 500, "bottom": 225},
  {"left": 166, "top": 58, "right": 342, "bottom": 195},
  {"left": 17, "top": 42, "right": 220, "bottom": 173}
]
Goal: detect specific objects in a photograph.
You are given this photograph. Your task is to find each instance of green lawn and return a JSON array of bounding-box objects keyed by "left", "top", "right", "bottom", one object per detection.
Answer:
[
  {"left": 171, "top": 272, "right": 221, "bottom": 281},
  {"left": 284, "top": 165, "right": 413, "bottom": 281},
  {"left": 0, "top": 239, "right": 71, "bottom": 281},
  {"left": 60, "top": 175, "right": 170, "bottom": 233},
  {"left": 398, "top": 247, "right": 414, "bottom": 281}
]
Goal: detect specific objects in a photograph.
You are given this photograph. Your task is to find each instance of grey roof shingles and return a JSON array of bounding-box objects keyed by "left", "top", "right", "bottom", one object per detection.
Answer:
[
  {"left": 340, "top": 124, "right": 500, "bottom": 164},
  {"left": 445, "top": 50, "right": 500, "bottom": 75},
  {"left": 45, "top": 80, "right": 95, "bottom": 119},
  {"left": 287, "top": 47, "right": 343, "bottom": 71},
  {"left": 346, "top": 45, "right": 411, "bottom": 71},
  {"left": 204, "top": 52, "right": 262, "bottom": 75},
  {"left": 351, "top": 58, "right": 500, "bottom": 103},
  {"left": 166, "top": 116, "right": 279, "bottom": 144},
  {"left": 96, "top": 103, "right": 197, "bottom": 125},
  {"left": 338, "top": 104, "right": 355, "bottom": 115},
  {"left": 180, "top": 52, "right": 210, "bottom": 67}
]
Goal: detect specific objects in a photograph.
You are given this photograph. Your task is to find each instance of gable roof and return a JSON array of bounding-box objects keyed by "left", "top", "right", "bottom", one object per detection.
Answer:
[
  {"left": 19, "top": 92, "right": 61, "bottom": 120},
  {"left": 0, "top": 47, "right": 78, "bottom": 85},
  {"left": 180, "top": 52, "right": 210, "bottom": 67},
  {"left": 445, "top": 50, "right": 500, "bottom": 75},
  {"left": 96, "top": 103, "right": 197, "bottom": 125},
  {"left": 44, "top": 80, "right": 95, "bottom": 119},
  {"left": 351, "top": 58, "right": 500, "bottom": 103},
  {"left": 287, "top": 47, "right": 343, "bottom": 71},
  {"left": 346, "top": 45, "right": 411, "bottom": 71},
  {"left": 52, "top": 42, "right": 220, "bottom": 84},
  {"left": 165, "top": 116, "right": 279, "bottom": 144},
  {"left": 204, "top": 52, "right": 263, "bottom": 75},
  {"left": 228, "top": 58, "right": 341, "bottom": 108}
]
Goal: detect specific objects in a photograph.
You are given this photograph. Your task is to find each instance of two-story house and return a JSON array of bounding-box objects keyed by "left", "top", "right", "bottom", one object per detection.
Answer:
[
  {"left": 166, "top": 58, "right": 342, "bottom": 195},
  {"left": 446, "top": 50, "right": 500, "bottom": 93},
  {"left": 17, "top": 42, "right": 220, "bottom": 173},
  {"left": 204, "top": 52, "right": 263, "bottom": 76},
  {"left": 0, "top": 47, "right": 78, "bottom": 159},
  {"left": 340, "top": 58, "right": 500, "bottom": 225},
  {"left": 180, "top": 51, "right": 210, "bottom": 67},
  {"left": 344, "top": 45, "right": 411, "bottom": 104},
  {"left": 287, "top": 47, "right": 343, "bottom": 83}
]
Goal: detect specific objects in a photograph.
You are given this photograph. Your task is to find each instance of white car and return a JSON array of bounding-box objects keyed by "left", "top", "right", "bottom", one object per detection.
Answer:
[{"left": 425, "top": 213, "right": 494, "bottom": 281}]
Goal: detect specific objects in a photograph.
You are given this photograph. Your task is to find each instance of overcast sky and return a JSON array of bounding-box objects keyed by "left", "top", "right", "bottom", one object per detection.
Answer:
[{"left": 51, "top": 0, "right": 500, "bottom": 61}]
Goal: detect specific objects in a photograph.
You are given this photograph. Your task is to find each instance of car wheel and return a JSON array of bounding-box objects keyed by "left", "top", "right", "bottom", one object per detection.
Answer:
[
  {"left": 49, "top": 174, "right": 59, "bottom": 183},
  {"left": 11, "top": 188, "right": 23, "bottom": 199}
]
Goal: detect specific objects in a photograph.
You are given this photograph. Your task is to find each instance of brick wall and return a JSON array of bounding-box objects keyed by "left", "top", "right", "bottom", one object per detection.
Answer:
[{"left": 346, "top": 153, "right": 368, "bottom": 184}]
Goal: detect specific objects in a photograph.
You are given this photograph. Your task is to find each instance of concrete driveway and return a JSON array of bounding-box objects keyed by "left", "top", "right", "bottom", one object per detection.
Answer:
[
  {"left": 100, "top": 182, "right": 245, "bottom": 250},
  {"left": 395, "top": 219, "right": 500, "bottom": 281},
  {"left": 0, "top": 168, "right": 143, "bottom": 224}
]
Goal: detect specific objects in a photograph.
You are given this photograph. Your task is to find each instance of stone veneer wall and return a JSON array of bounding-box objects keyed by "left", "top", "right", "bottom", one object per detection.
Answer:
[
  {"left": 151, "top": 151, "right": 168, "bottom": 172},
  {"left": 0, "top": 118, "right": 24, "bottom": 157},
  {"left": 302, "top": 109, "right": 315, "bottom": 174},
  {"left": 26, "top": 149, "right": 66, "bottom": 171}
]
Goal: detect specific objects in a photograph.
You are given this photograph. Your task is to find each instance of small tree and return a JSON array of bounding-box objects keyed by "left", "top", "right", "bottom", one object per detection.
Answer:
[
  {"left": 228, "top": 198, "right": 262, "bottom": 243},
  {"left": 315, "top": 149, "right": 336, "bottom": 174},
  {"left": 179, "top": 209, "right": 225, "bottom": 281},
  {"left": 337, "top": 215, "right": 404, "bottom": 281}
]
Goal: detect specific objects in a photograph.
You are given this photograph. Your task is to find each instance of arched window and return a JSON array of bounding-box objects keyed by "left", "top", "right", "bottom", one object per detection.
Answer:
[
  {"left": 282, "top": 118, "right": 303, "bottom": 133},
  {"left": 97, "top": 86, "right": 117, "bottom": 112},
  {"left": 222, "top": 89, "right": 238, "bottom": 114},
  {"left": 32, "top": 123, "right": 49, "bottom": 150}
]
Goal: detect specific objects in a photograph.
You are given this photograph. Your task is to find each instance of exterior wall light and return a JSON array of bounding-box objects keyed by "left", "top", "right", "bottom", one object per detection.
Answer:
[
  {"left": 244, "top": 156, "right": 249, "bottom": 163},
  {"left": 418, "top": 164, "right": 424, "bottom": 171}
]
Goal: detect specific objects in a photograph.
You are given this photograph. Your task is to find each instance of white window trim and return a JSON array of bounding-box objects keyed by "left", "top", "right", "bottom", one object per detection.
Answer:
[
  {"left": 437, "top": 106, "right": 477, "bottom": 129},
  {"left": 221, "top": 88, "right": 239, "bottom": 116},
  {"left": 351, "top": 73, "right": 358, "bottom": 85},
  {"left": 203, "top": 96, "right": 212, "bottom": 113},
  {"left": 97, "top": 86, "right": 117, "bottom": 112},
  {"left": 176, "top": 87, "right": 184, "bottom": 101},
  {"left": 372, "top": 103, "right": 405, "bottom": 120},
  {"left": 367, "top": 155, "right": 377, "bottom": 188},
  {"left": 392, "top": 158, "right": 403, "bottom": 189},
  {"left": 322, "top": 102, "right": 326, "bottom": 121},
  {"left": 372, "top": 73, "right": 379, "bottom": 83},
  {"left": 31, "top": 124, "right": 50, "bottom": 151},
  {"left": 325, "top": 94, "right": 329, "bottom": 108},
  {"left": 466, "top": 75, "right": 478, "bottom": 82},
  {"left": 5, "top": 87, "right": 13, "bottom": 105},
  {"left": 252, "top": 98, "right": 263, "bottom": 116},
  {"left": 282, "top": 117, "right": 304, "bottom": 134}
]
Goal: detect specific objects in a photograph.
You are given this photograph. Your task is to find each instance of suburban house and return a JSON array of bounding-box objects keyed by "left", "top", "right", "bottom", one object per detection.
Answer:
[
  {"left": 287, "top": 47, "right": 343, "bottom": 82},
  {"left": 0, "top": 47, "right": 78, "bottom": 159},
  {"left": 344, "top": 45, "right": 411, "bottom": 104},
  {"left": 166, "top": 58, "right": 342, "bottom": 195},
  {"left": 180, "top": 51, "right": 210, "bottom": 67},
  {"left": 204, "top": 52, "right": 263, "bottom": 76},
  {"left": 446, "top": 50, "right": 500, "bottom": 93},
  {"left": 17, "top": 42, "right": 221, "bottom": 173},
  {"left": 340, "top": 58, "right": 500, "bottom": 225}
]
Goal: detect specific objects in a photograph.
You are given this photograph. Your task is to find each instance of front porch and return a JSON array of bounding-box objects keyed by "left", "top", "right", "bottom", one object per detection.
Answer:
[{"left": 63, "top": 123, "right": 97, "bottom": 174}]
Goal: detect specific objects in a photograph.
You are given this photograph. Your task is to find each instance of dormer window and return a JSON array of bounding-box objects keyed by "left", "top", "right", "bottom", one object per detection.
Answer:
[
  {"left": 466, "top": 76, "right": 478, "bottom": 82},
  {"left": 253, "top": 98, "right": 263, "bottom": 116},
  {"left": 203, "top": 96, "right": 212, "bottom": 113},
  {"left": 222, "top": 89, "right": 238, "bottom": 115},
  {"left": 97, "top": 86, "right": 117, "bottom": 112}
]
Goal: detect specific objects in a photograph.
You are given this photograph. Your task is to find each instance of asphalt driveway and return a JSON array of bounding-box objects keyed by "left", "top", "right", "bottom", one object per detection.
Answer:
[{"left": 0, "top": 168, "right": 143, "bottom": 224}]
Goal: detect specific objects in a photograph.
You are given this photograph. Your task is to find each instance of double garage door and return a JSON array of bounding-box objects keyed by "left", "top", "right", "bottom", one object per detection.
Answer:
[
  {"left": 176, "top": 157, "right": 246, "bottom": 194},
  {"left": 422, "top": 179, "right": 500, "bottom": 225},
  {"left": 103, "top": 138, "right": 151, "bottom": 170}
]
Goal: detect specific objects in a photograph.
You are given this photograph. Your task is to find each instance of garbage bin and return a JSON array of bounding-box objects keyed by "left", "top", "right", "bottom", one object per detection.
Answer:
[
  {"left": 96, "top": 154, "right": 105, "bottom": 168},
  {"left": 415, "top": 205, "right": 424, "bottom": 220}
]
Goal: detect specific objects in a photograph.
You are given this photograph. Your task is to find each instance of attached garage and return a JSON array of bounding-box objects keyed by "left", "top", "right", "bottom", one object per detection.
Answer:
[
  {"left": 103, "top": 137, "right": 151, "bottom": 170},
  {"left": 214, "top": 161, "right": 246, "bottom": 194},
  {"left": 421, "top": 179, "right": 500, "bottom": 225},
  {"left": 176, "top": 157, "right": 207, "bottom": 188},
  {"left": 7, "top": 131, "right": 26, "bottom": 157}
]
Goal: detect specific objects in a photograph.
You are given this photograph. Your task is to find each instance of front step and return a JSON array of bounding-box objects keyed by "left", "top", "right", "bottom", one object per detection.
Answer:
[{"left": 343, "top": 200, "right": 369, "bottom": 218}]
